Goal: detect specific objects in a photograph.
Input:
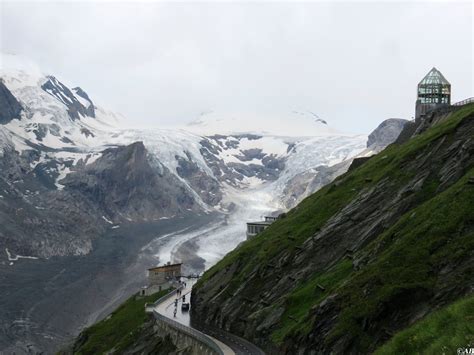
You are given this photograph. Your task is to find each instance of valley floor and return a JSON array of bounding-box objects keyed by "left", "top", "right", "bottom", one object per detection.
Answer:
[
  {"left": 0, "top": 183, "right": 281, "bottom": 354},
  {"left": 0, "top": 213, "right": 216, "bottom": 354}
]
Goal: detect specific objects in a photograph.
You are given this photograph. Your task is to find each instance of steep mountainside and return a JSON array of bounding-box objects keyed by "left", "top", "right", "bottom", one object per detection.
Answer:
[
  {"left": 0, "top": 81, "right": 22, "bottom": 124},
  {"left": 191, "top": 104, "right": 474, "bottom": 353},
  {"left": 0, "top": 54, "right": 206, "bottom": 258},
  {"left": 62, "top": 141, "right": 198, "bottom": 223}
]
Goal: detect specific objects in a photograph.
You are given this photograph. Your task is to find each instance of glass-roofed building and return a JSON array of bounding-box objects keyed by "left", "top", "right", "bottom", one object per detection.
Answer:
[{"left": 415, "top": 67, "right": 451, "bottom": 119}]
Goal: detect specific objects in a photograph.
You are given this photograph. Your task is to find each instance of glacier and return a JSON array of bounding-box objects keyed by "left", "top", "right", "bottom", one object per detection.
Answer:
[{"left": 0, "top": 52, "right": 369, "bottom": 268}]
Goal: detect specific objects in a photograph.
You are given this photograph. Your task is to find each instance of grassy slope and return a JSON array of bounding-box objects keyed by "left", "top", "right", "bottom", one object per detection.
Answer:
[
  {"left": 375, "top": 295, "right": 474, "bottom": 354},
  {"left": 73, "top": 290, "right": 169, "bottom": 354},
  {"left": 330, "top": 165, "right": 474, "bottom": 348},
  {"left": 195, "top": 104, "right": 474, "bottom": 351},
  {"left": 271, "top": 258, "right": 353, "bottom": 343}
]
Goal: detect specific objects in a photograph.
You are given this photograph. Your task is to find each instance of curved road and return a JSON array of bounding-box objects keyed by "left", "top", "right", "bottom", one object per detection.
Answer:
[
  {"left": 198, "top": 325, "right": 265, "bottom": 355},
  {"left": 152, "top": 280, "right": 265, "bottom": 355}
]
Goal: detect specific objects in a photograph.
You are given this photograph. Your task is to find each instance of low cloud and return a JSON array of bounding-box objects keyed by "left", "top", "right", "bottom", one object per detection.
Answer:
[{"left": 1, "top": 1, "right": 472, "bottom": 133}]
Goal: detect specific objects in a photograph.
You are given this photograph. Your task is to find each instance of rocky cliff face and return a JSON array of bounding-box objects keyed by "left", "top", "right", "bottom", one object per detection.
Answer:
[
  {"left": 366, "top": 118, "right": 408, "bottom": 150},
  {"left": 191, "top": 105, "right": 474, "bottom": 354},
  {"left": 0, "top": 138, "right": 200, "bottom": 258},
  {"left": 0, "top": 152, "right": 104, "bottom": 257},
  {"left": 175, "top": 150, "right": 223, "bottom": 206},
  {"left": 0, "top": 81, "right": 22, "bottom": 124},
  {"left": 41, "top": 76, "right": 95, "bottom": 120},
  {"left": 63, "top": 141, "right": 198, "bottom": 223}
]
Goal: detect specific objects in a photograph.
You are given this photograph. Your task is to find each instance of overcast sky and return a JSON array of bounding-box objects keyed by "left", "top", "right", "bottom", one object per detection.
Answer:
[{"left": 1, "top": 1, "right": 472, "bottom": 133}]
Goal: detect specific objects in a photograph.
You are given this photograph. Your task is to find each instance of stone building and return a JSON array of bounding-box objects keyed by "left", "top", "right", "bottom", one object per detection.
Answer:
[
  {"left": 246, "top": 216, "right": 279, "bottom": 239},
  {"left": 415, "top": 67, "right": 451, "bottom": 120},
  {"left": 148, "top": 262, "right": 182, "bottom": 285},
  {"left": 141, "top": 262, "right": 182, "bottom": 296}
]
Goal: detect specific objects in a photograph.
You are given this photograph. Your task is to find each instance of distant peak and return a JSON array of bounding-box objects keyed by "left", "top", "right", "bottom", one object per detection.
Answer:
[
  {"left": 183, "top": 110, "right": 340, "bottom": 137},
  {"left": 0, "top": 52, "right": 43, "bottom": 78}
]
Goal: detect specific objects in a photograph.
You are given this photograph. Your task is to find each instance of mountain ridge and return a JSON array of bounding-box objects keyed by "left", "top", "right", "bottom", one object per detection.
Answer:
[{"left": 191, "top": 104, "right": 474, "bottom": 354}]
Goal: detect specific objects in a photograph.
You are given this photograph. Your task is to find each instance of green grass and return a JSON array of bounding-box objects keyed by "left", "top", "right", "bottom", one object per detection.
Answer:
[
  {"left": 197, "top": 104, "right": 474, "bottom": 293},
  {"left": 375, "top": 295, "right": 474, "bottom": 355},
  {"left": 194, "top": 103, "right": 474, "bottom": 351},
  {"left": 271, "top": 259, "right": 353, "bottom": 343},
  {"left": 73, "top": 290, "right": 169, "bottom": 354},
  {"left": 329, "top": 167, "right": 474, "bottom": 349}
]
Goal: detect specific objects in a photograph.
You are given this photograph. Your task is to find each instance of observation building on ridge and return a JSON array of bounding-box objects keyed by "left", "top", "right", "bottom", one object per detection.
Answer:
[{"left": 415, "top": 67, "right": 451, "bottom": 120}]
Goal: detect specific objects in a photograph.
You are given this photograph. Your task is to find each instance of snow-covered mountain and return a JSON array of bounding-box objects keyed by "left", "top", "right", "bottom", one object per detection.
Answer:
[{"left": 0, "top": 53, "right": 407, "bottom": 261}]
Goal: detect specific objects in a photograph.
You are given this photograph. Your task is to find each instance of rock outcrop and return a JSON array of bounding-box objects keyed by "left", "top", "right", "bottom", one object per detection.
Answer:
[
  {"left": 175, "top": 151, "right": 222, "bottom": 206},
  {"left": 63, "top": 141, "right": 198, "bottom": 223},
  {"left": 41, "top": 76, "right": 93, "bottom": 120},
  {"left": 0, "top": 81, "right": 22, "bottom": 124},
  {"left": 72, "top": 87, "right": 95, "bottom": 117},
  {"left": 367, "top": 118, "right": 408, "bottom": 149}
]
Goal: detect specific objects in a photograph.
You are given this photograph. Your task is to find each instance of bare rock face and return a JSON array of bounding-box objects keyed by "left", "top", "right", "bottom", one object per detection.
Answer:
[
  {"left": 0, "top": 141, "right": 201, "bottom": 258},
  {"left": 175, "top": 151, "right": 222, "bottom": 206},
  {"left": 62, "top": 141, "right": 198, "bottom": 223},
  {"left": 72, "top": 87, "right": 95, "bottom": 117},
  {"left": 198, "top": 134, "right": 287, "bottom": 187},
  {"left": 281, "top": 160, "right": 351, "bottom": 208},
  {"left": 41, "top": 76, "right": 94, "bottom": 120},
  {"left": 0, "top": 146, "right": 105, "bottom": 258},
  {"left": 367, "top": 118, "right": 408, "bottom": 149},
  {"left": 0, "top": 81, "right": 22, "bottom": 124}
]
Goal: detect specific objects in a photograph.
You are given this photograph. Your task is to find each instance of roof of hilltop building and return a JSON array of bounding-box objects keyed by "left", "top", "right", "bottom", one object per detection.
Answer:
[
  {"left": 247, "top": 221, "right": 273, "bottom": 226},
  {"left": 418, "top": 67, "right": 450, "bottom": 86},
  {"left": 148, "top": 263, "right": 182, "bottom": 271},
  {"left": 247, "top": 215, "right": 281, "bottom": 226}
]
